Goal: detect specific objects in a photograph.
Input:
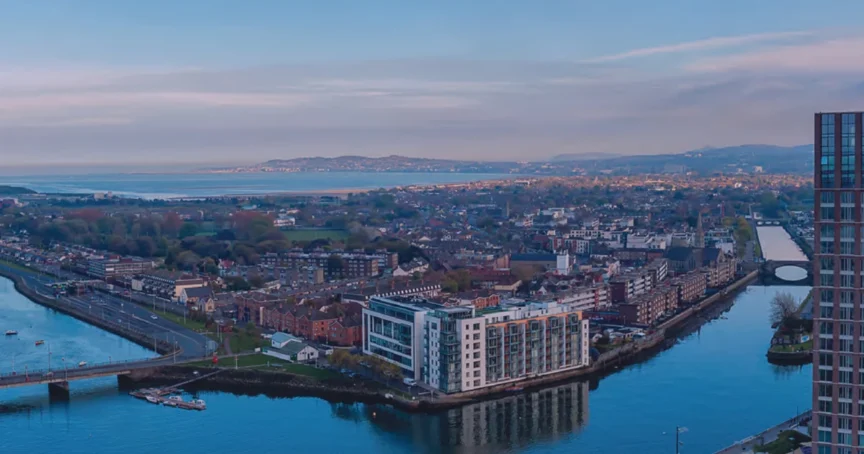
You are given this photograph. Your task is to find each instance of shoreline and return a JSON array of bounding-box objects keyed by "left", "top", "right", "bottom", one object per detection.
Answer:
[
  {"left": 0, "top": 268, "right": 174, "bottom": 356},
  {"left": 2, "top": 262, "right": 761, "bottom": 413},
  {"left": 128, "top": 270, "right": 761, "bottom": 412}
]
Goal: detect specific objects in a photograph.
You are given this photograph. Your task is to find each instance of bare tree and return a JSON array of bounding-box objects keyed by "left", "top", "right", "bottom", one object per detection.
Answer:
[{"left": 770, "top": 292, "right": 799, "bottom": 325}]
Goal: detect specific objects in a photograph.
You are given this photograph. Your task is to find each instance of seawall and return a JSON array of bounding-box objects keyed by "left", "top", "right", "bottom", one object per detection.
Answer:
[{"left": 0, "top": 268, "right": 174, "bottom": 355}]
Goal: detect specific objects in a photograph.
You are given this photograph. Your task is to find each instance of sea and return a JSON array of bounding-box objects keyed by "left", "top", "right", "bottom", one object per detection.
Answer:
[{"left": 0, "top": 172, "right": 513, "bottom": 199}]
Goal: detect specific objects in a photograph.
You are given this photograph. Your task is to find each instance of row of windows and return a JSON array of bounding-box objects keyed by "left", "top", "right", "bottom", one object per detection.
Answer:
[{"left": 817, "top": 354, "right": 864, "bottom": 369}]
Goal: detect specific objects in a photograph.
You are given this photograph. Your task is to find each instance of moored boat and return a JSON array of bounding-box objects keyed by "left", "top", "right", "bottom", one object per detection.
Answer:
[
  {"left": 35, "top": 340, "right": 44, "bottom": 346},
  {"left": 78, "top": 361, "right": 87, "bottom": 367},
  {"left": 145, "top": 396, "right": 160, "bottom": 404},
  {"left": 5, "top": 330, "right": 17, "bottom": 336}
]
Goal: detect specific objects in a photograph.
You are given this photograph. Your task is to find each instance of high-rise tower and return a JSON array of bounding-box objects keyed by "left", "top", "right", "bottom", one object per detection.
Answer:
[{"left": 813, "top": 112, "right": 862, "bottom": 454}]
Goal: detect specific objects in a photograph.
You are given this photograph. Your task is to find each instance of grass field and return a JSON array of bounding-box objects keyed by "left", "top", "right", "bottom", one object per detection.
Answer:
[
  {"left": 188, "top": 353, "right": 338, "bottom": 380},
  {"left": 157, "top": 310, "right": 208, "bottom": 332},
  {"left": 769, "top": 339, "right": 812, "bottom": 353},
  {"left": 283, "top": 229, "right": 349, "bottom": 242}
]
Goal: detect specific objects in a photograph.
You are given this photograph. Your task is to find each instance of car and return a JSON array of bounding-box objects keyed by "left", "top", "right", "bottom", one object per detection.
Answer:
[
  {"left": 150, "top": 315, "right": 158, "bottom": 320},
  {"left": 403, "top": 378, "right": 416, "bottom": 387}
]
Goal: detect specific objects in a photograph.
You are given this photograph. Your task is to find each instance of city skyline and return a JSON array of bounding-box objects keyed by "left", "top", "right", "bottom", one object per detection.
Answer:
[{"left": 4, "top": 1, "right": 864, "bottom": 165}]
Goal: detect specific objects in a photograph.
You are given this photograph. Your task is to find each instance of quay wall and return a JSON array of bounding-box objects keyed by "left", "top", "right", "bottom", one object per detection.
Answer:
[
  {"left": 0, "top": 267, "right": 175, "bottom": 356},
  {"left": 145, "top": 270, "right": 760, "bottom": 412}
]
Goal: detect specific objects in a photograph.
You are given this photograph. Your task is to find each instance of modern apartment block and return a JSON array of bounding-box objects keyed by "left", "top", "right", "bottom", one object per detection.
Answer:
[
  {"left": 362, "top": 296, "right": 591, "bottom": 394},
  {"left": 813, "top": 111, "right": 864, "bottom": 454},
  {"left": 610, "top": 269, "right": 655, "bottom": 303}
]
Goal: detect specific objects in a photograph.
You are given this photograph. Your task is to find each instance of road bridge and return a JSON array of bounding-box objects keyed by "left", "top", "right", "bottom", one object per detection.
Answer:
[
  {"left": 760, "top": 259, "right": 812, "bottom": 285},
  {"left": 0, "top": 355, "right": 201, "bottom": 395}
]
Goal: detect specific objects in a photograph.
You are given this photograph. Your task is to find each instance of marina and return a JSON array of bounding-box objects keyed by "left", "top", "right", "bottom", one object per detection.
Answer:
[{"left": 128, "top": 370, "right": 222, "bottom": 411}]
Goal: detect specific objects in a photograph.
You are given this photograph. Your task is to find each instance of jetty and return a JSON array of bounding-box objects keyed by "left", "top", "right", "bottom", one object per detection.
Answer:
[{"left": 129, "top": 369, "right": 223, "bottom": 410}]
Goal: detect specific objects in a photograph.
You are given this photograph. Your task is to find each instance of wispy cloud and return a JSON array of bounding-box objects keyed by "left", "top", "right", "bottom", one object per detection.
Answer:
[
  {"left": 583, "top": 31, "right": 812, "bottom": 63},
  {"left": 685, "top": 36, "right": 864, "bottom": 73}
]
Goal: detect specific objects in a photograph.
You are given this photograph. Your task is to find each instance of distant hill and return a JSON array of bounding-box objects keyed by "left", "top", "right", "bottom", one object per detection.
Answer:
[
  {"left": 208, "top": 144, "right": 814, "bottom": 176},
  {"left": 548, "top": 152, "right": 623, "bottom": 162},
  {"left": 557, "top": 144, "right": 813, "bottom": 175},
  {"left": 0, "top": 185, "right": 36, "bottom": 195}
]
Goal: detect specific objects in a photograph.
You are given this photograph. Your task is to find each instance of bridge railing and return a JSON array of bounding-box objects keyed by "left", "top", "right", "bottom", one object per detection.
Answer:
[{"left": 0, "top": 355, "right": 178, "bottom": 380}]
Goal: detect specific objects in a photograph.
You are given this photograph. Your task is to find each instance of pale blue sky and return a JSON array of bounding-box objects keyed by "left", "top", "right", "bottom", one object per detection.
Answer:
[{"left": 2, "top": 0, "right": 864, "bottom": 165}]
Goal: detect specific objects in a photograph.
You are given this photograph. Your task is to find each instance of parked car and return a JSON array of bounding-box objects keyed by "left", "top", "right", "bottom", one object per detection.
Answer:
[{"left": 403, "top": 378, "right": 416, "bottom": 387}]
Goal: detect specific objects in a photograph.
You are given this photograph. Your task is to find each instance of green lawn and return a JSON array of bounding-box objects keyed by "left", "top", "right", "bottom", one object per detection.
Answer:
[
  {"left": 157, "top": 310, "right": 208, "bottom": 332},
  {"left": 228, "top": 331, "right": 267, "bottom": 353},
  {"left": 186, "top": 353, "right": 338, "bottom": 380},
  {"left": 0, "top": 260, "right": 38, "bottom": 275},
  {"left": 755, "top": 430, "right": 810, "bottom": 454},
  {"left": 283, "top": 229, "right": 349, "bottom": 242},
  {"left": 769, "top": 339, "right": 812, "bottom": 353}
]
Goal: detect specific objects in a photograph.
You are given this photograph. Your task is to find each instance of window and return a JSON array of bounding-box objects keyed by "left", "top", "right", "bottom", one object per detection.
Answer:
[
  {"left": 820, "top": 338, "right": 834, "bottom": 351},
  {"left": 820, "top": 353, "right": 834, "bottom": 367},
  {"left": 819, "top": 414, "right": 832, "bottom": 429},
  {"left": 839, "top": 401, "right": 853, "bottom": 415},
  {"left": 842, "top": 225, "right": 856, "bottom": 241},
  {"left": 821, "top": 322, "right": 835, "bottom": 335},
  {"left": 822, "top": 289, "right": 835, "bottom": 304},
  {"left": 822, "top": 257, "right": 836, "bottom": 272},
  {"left": 821, "top": 306, "right": 835, "bottom": 319},
  {"left": 822, "top": 206, "right": 835, "bottom": 221},
  {"left": 840, "top": 306, "right": 852, "bottom": 320},
  {"left": 840, "top": 369, "right": 854, "bottom": 383},
  {"left": 840, "top": 340, "right": 854, "bottom": 353},
  {"left": 840, "top": 416, "right": 852, "bottom": 430},
  {"left": 841, "top": 242, "right": 854, "bottom": 255},
  {"left": 473, "top": 323, "right": 480, "bottom": 330},
  {"left": 841, "top": 191, "right": 854, "bottom": 205},
  {"left": 841, "top": 324, "right": 854, "bottom": 337},
  {"left": 819, "top": 383, "right": 833, "bottom": 397},
  {"left": 820, "top": 400, "right": 834, "bottom": 412},
  {"left": 838, "top": 432, "right": 852, "bottom": 446},
  {"left": 822, "top": 113, "right": 836, "bottom": 187},
  {"left": 819, "top": 430, "right": 832, "bottom": 442},
  {"left": 841, "top": 274, "right": 854, "bottom": 288},
  {"left": 842, "top": 258, "right": 854, "bottom": 272},
  {"left": 841, "top": 355, "right": 854, "bottom": 368},
  {"left": 820, "top": 368, "right": 834, "bottom": 381}
]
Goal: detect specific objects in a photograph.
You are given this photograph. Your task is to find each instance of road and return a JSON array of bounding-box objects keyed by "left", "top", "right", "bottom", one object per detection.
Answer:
[{"left": 0, "top": 263, "right": 215, "bottom": 360}]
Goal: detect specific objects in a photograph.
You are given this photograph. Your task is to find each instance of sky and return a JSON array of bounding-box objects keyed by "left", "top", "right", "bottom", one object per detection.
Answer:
[{"left": 3, "top": 0, "right": 864, "bottom": 167}]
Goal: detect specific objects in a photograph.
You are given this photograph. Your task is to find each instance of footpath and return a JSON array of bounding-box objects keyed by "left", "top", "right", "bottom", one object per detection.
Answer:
[{"left": 714, "top": 410, "right": 811, "bottom": 454}]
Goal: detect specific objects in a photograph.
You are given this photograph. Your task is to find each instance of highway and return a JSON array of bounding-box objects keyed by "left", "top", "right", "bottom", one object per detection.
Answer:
[{"left": 0, "top": 263, "right": 216, "bottom": 360}]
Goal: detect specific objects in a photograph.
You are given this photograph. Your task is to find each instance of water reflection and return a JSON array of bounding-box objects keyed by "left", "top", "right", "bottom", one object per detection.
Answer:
[{"left": 331, "top": 381, "right": 590, "bottom": 454}]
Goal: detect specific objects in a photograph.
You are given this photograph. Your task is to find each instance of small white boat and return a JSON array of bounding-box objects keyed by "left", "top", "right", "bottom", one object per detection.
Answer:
[
  {"left": 145, "top": 396, "right": 160, "bottom": 404},
  {"left": 5, "top": 330, "right": 17, "bottom": 336},
  {"left": 78, "top": 361, "right": 87, "bottom": 368},
  {"left": 193, "top": 399, "right": 206, "bottom": 409}
]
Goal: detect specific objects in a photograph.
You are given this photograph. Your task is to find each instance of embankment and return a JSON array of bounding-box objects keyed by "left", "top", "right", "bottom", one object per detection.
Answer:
[
  {"left": 0, "top": 269, "right": 174, "bottom": 355},
  {"left": 133, "top": 270, "right": 760, "bottom": 412}
]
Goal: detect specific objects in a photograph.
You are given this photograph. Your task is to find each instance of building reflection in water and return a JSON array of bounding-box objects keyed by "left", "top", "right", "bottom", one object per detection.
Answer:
[
  {"left": 443, "top": 381, "right": 590, "bottom": 451},
  {"left": 334, "top": 380, "right": 590, "bottom": 453}
]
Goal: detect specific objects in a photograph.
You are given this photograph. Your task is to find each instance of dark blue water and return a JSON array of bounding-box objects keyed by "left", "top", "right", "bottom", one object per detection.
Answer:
[
  {"left": 0, "top": 172, "right": 512, "bottom": 199},
  {"left": 0, "top": 282, "right": 810, "bottom": 454}
]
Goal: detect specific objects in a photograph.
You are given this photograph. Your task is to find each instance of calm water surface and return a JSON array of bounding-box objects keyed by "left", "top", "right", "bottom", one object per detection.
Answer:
[
  {"left": 0, "top": 283, "right": 810, "bottom": 454},
  {"left": 0, "top": 172, "right": 512, "bottom": 199}
]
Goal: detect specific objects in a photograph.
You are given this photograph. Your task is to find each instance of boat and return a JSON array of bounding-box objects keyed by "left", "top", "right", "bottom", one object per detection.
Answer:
[
  {"left": 145, "top": 396, "right": 160, "bottom": 404},
  {"left": 78, "top": 361, "right": 87, "bottom": 367},
  {"left": 35, "top": 340, "right": 44, "bottom": 346},
  {"left": 5, "top": 330, "right": 17, "bottom": 336},
  {"left": 193, "top": 399, "right": 206, "bottom": 410},
  {"left": 164, "top": 397, "right": 180, "bottom": 407}
]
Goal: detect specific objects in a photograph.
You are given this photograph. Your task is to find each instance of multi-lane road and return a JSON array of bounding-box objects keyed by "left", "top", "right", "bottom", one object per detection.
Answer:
[{"left": 0, "top": 263, "right": 215, "bottom": 360}]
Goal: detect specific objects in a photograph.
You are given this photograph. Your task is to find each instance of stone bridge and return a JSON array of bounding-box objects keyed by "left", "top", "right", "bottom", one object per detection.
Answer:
[{"left": 759, "top": 260, "right": 812, "bottom": 286}]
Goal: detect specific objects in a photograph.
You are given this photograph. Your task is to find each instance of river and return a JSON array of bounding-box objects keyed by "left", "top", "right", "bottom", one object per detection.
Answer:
[
  {"left": 756, "top": 225, "right": 808, "bottom": 262},
  {"left": 0, "top": 280, "right": 811, "bottom": 454}
]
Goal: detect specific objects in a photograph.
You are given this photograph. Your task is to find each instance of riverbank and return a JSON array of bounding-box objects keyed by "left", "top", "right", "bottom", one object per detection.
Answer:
[
  {"left": 125, "top": 270, "right": 761, "bottom": 413},
  {"left": 766, "top": 290, "right": 814, "bottom": 366},
  {"left": 0, "top": 269, "right": 174, "bottom": 356}
]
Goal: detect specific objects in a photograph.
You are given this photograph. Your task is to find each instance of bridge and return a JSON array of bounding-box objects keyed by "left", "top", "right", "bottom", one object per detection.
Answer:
[
  {"left": 760, "top": 259, "right": 812, "bottom": 286},
  {"left": 0, "top": 354, "right": 201, "bottom": 396}
]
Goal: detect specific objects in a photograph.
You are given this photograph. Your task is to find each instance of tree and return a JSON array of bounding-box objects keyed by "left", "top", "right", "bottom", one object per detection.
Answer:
[
  {"left": 179, "top": 222, "right": 199, "bottom": 239},
  {"left": 770, "top": 292, "right": 799, "bottom": 326}
]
